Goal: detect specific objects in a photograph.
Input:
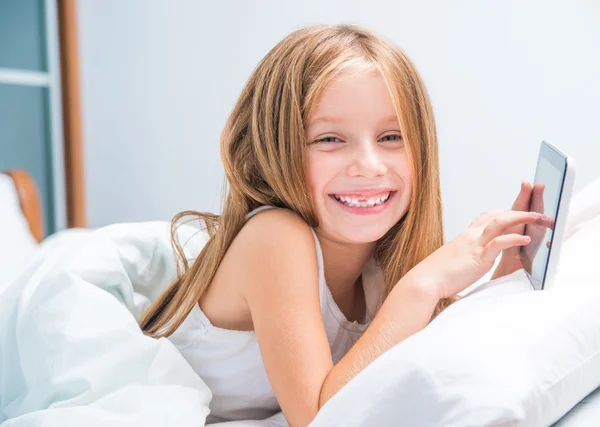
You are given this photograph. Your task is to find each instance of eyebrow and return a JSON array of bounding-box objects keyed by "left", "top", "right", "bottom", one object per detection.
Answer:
[{"left": 309, "top": 115, "right": 400, "bottom": 126}]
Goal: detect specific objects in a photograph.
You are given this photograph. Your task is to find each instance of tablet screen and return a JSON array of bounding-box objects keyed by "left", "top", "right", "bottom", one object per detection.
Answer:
[{"left": 520, "top": 145, "right": 567, "bottom": 289}]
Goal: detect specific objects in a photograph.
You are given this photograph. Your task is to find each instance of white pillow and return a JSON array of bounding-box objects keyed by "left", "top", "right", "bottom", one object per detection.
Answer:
[
  {"left": 311, "top": 178, "right": 600, "bottom": 427},
  {"left": 312, "top": 272, "right": 600, "bottom": 427},
  {"left": 563, "top": 175, "right": 600, "bottom": 240},
  {"left": 0, "top": 174, "right": 39, "bottom": 286}
]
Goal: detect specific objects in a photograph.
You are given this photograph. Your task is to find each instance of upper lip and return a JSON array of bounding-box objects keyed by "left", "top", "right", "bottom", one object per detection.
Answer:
[{"left": 329, "top": 188, "right": 396, "bottom": 197}]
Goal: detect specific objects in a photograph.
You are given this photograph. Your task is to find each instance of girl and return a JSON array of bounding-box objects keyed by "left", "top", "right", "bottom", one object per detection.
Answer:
[{"left": 140, "top": 24, "right": 547, "bottom": 426}]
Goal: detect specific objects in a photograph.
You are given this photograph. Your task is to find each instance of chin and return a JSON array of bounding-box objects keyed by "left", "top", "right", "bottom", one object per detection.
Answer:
[{"left": 336, "top": 223, "right": 395, "bottom": 245}]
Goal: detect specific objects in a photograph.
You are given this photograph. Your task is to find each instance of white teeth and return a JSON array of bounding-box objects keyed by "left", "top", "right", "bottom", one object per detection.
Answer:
[{"left": 333, "top": 192, "right": 391, "bottom": 208}]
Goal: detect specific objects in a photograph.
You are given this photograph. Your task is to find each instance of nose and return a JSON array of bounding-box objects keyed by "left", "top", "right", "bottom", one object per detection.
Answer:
[{"left": 347, "top": 140, "right": 387, "bottom": 178}]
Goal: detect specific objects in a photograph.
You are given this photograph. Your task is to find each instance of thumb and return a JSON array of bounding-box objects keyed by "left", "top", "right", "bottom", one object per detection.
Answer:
[{"left": 512, "top": 181, "right": 532, "bottom": 212}]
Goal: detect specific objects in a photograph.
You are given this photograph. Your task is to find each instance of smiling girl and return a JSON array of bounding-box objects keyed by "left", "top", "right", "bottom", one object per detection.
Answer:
[{"left": 140, "top": 24, "right": 547, "bottom": 426}]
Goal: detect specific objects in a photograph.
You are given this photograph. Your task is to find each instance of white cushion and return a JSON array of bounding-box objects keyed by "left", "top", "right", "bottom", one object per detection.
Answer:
[
  {"left": 311, "top": 177, "right": 600, "bottom": 427},
  {"left": 563, "top": 176, "right": 600, "bottom": 240},
  {"left": 0, "top": 174, "right": 38, "bottom": 286}
]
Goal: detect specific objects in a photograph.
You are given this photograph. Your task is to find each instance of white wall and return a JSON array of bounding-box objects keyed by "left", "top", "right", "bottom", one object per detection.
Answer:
[{"left": 77, "top": 0, "right": 600, "bottom": 240}]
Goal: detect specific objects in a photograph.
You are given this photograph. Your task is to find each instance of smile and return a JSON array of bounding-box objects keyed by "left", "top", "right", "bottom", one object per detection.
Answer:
[
  {"left": 329, "top": 190, "right": 397, "bottom": 214},
  {"left": 333, "top": 192, "right": 390, "bottom": 207}
]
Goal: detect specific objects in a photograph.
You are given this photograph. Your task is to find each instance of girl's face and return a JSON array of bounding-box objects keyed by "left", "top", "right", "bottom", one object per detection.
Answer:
[{"left": 305, "top": 69, "right": 413, "bottom": 245}]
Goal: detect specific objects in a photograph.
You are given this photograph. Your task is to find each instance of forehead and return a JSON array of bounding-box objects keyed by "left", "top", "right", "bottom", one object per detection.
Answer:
[{"left": 307, "top": 68, "right": 399, "bottom": 127}]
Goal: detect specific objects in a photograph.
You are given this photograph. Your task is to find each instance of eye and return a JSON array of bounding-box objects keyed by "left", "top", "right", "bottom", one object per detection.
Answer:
[
  {"left": 379, "top": 134, "right": 403, "bottom": 143},
  {"left": 313, "top": 136, "right": 343, "bottom": 144}
]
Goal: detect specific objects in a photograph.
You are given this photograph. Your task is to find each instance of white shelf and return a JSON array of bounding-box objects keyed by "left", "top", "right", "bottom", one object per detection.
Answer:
[{"left": 0, "top": 68, "right": 50, "bottom": 86}]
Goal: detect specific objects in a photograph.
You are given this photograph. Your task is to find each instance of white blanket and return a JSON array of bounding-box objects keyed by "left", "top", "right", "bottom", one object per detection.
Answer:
[{"left": 0, "top": 223, "right": 286, "bottom": 426}]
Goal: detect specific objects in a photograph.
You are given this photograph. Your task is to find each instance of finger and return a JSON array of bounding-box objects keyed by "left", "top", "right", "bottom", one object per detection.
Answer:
[
  {"left": 530, "top": 183, "right": 546, "bottom": 213},
  {"left": 512, "top": 181, "right": 532, "bottom": 212},
  {"left": 470, "top": 209, "right": 505, "bottom": 228},
  {"left": 480, "top": 211, "right": 543, "bottom": 245},
  {"left": 539, "top": 214, "right": 555, "bottom": 229},
  {"left": 481, "top": 234, "right": 531, "bottom": 265},
  {"left": 546, "top": 240, "right": 551, "bottom": 248},
  {"left": 508, "top": 181, "right": 534, "bottom": 236}
]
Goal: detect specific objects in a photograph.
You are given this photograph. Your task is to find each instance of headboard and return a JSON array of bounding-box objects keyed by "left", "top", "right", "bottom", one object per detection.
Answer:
[{"left": 2, "top": 169, "right": 44, "bottom": 243}]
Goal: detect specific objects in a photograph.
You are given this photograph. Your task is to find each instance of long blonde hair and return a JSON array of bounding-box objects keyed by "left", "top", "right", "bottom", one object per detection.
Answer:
[{"left": 140, "top": 24, "right": 454, "bottom": 338}]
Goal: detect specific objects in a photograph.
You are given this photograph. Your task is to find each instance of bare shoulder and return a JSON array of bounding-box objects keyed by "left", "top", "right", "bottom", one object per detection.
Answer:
[
  {"left": 237, "top": 208, "right": 315, "bottom": 249},
  {"left": 202, "top": 208, "right": 318, "bottom": 330},
  {"left": 230, "top": 208, "right": 317, "bottom": 276},
  {"left": 230, "top": 209, "right": 319, "bottom": 299}
]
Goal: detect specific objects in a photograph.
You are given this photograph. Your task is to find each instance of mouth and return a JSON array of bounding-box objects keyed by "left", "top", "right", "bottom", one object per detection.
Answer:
[{"left": 329, "top": 190, "right": 397, "bottom": 215}]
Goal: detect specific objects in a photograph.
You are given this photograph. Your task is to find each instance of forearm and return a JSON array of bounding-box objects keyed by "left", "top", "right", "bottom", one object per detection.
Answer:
[{"left": 318, "top": 274, "right": 439, "bottom": 407}]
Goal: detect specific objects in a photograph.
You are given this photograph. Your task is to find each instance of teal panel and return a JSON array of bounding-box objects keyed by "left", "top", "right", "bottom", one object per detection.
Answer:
[
  {"left": 0, "top": 83, "right": 55, "bottom": 235},
  {"left": 0, "top": 0, "right": 47, "bottom": 71}
]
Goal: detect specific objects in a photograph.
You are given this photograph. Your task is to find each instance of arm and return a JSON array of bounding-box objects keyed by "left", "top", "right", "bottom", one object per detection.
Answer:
[
  {"left": 237, "top": 210, "right": 439, "bottom": 427},
  {"left": 317, "top": 274, "right": 438, "bottom": 406}
]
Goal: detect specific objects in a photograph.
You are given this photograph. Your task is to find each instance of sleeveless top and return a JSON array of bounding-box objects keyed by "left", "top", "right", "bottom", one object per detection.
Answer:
[{"left": 168, "top": 205, "right": 383, "bottom": 423}]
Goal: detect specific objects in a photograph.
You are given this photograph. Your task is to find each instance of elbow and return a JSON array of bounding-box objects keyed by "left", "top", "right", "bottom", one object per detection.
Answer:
[
  {"left": 285, "top": 410, "right": 319, "bottom": 427},
  {"left": 316, "top": 376, "right": 334, "bottom": 411},
  {"left": 286, "top": 395, "right": 324, "bottom": 427}
]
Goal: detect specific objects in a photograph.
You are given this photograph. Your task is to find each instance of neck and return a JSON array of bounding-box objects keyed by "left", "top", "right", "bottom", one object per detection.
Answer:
[{"left": 315, "top": 232, "right": 374, "bottom": 299}]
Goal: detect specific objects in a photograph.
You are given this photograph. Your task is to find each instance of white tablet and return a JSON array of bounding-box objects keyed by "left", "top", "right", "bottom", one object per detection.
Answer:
[{"left": 520, "top": 141, "right": 576, "bottom": 290}]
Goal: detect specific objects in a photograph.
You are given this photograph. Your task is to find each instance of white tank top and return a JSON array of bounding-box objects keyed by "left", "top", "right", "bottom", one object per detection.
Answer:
[{"left": 168, "top": 206, "right": 383, "bottom": 423}]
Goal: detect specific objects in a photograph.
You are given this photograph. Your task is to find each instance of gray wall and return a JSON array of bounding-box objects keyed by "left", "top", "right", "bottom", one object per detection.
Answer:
[{"left": 77, "top": 0, "right": 600, "bottom": 240}]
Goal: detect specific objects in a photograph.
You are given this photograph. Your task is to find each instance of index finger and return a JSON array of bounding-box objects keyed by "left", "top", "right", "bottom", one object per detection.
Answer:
[
  {"left": 480, "top": 211, "right": 544, "bottom": 245},
  {"left": 538, "top": 214, "right": 555, "bottom": 229}
]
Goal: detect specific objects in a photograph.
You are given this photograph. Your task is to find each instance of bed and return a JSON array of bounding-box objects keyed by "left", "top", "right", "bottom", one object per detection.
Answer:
[{"left": 1, "top": 168, "right": 600, "bottom": 427}]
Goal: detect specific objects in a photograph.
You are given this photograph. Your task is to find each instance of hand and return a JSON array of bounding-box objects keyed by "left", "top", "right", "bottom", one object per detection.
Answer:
[
  {"left": 491, "top": 181, "right": 554, "bottom": 279},
  {"left": 407, "top": 209, "right": 551, "bottom": 300}
]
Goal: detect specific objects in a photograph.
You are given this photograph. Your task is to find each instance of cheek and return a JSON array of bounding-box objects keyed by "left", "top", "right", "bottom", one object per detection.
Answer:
[
  {"left": 404, "top": 179, "right": 413, "bottom": 205},
  {"left": 304, "top": 154, "right": 320, "bottom": 198},
  {"left": 305, "top": 153, "right": 339, "bottom": 197},
  {"left": 390, "top": 154, "right": 413, "bottom": 200},
  {"left": 389, "top": 152, "right": 412, "bottom": 180}
]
